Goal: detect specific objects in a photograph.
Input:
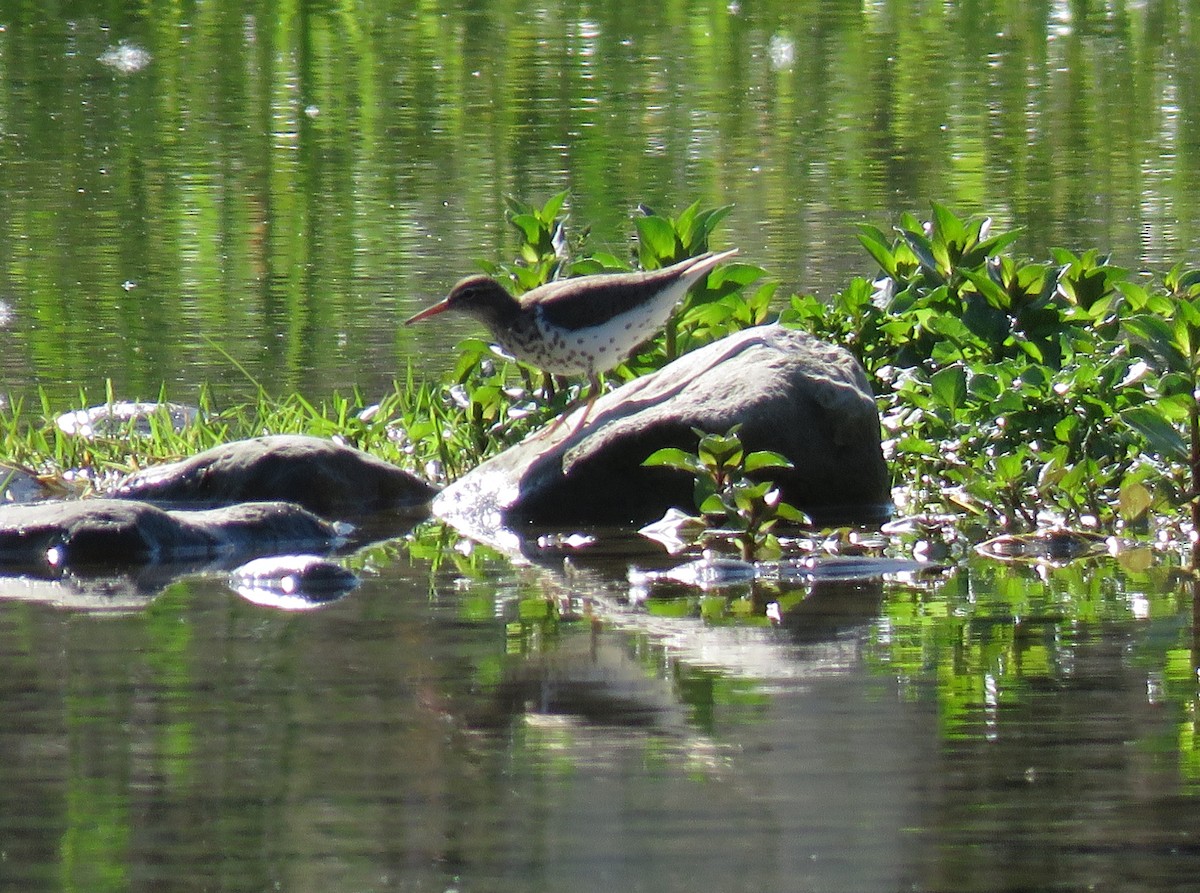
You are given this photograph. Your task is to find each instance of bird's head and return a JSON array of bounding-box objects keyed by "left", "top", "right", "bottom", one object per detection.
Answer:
[{"left": 404, "top": 275, "right": 519, "bottom": 328}]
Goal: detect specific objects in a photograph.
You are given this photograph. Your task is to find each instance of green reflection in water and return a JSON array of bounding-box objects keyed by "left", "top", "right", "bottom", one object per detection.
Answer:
[
  {"left": 867, "top": 552, "right": 1200, "bottom": 758},
  {"left": 0, "top": 2, "right": 1198, "bottom": 406}
]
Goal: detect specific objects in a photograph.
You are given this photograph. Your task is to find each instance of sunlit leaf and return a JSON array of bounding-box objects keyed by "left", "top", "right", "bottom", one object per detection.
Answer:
[
  {"left": 1120, "top": 407, "right": 1189, "bottom": 462},
  {"left": 930, "top": 365, "right": 967, "bottom": 415},
  {"left": 635, "top": 215, "right": 679, "bottom": 267},
  {"left": 643, "top": 447, "right": 703, "bottom": 473},
  {"left": 743, "top": 450, "right": 794, "bottom": 472},
  {"left": 856, "top": 225, "right": 898, "bottom": 278},
  {"left": 1118, "top": 478, "right": 1153, "bottom": 523},
  {"left": 1123, "top": 314, "right": 1191, "bottom": 373}
]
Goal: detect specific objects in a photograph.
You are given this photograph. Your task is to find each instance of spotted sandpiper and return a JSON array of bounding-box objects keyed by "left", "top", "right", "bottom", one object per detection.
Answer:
[{"left": 406, "top": 248, "right": 738, "bottom": 431}]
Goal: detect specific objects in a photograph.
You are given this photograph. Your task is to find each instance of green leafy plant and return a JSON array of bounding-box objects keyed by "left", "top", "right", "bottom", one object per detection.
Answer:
[
  {"left": 643, "top": 425, "right": 808, "bottom": 560},
  {"left": 1119, "top": 267, "right": 1200, "bottom": 537},
  {"left": 781, "top": 203, "right": 1160, "bottom": 530},
  {"left": 623, "top": 202, "right": 770, "bottom": 368}
]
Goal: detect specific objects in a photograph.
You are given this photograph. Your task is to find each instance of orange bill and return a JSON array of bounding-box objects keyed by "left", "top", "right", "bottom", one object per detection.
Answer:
[{"left": 404, "top": 299, "right": 451, "bottom": 325}]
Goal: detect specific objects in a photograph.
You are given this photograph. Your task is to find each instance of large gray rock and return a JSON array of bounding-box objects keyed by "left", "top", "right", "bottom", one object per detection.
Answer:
[
  {"left": 0, "top": 498, "right": 340, "bottom": 570},
  {"left": 112, "top": 434, "right": 437, "bottom": 518},
  {"left": 435, "top": 324, "right": 890, "bottom": 532}
]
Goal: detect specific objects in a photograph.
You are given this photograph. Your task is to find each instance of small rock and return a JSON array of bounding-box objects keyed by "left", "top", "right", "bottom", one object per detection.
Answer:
[
  {"left": 113, "top": 434, "right": 437, "bottom": 518},
  {"left": 629, "top": 556, "right": 758, "bottom": 595},
  {"left": 976, "top": 527, "right": 1110, "bottom": 563},
  {"left": 229, "top": 554, "right": 358, "bottom": 610},
  {"left": 0, "top": 498, "right": 339, "bottom": 570}
]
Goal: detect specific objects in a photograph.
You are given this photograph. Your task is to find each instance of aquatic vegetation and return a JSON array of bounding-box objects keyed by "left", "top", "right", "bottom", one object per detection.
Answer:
[
  {"left": 643, "top": 425, "right": 806, "bottom": 561},
  {"left": 781, "top": 204, "right": 1200, "bottom": 535},
  {"left": 4, "top": 197, "right": 1200, "bottom": 546}
]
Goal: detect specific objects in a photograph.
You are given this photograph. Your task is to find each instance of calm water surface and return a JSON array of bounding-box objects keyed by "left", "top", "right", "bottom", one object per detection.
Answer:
[
  {"left": 0, "top": 1, "right": 1198, "bottom": 404},
  {"left": 1, "top": 539, "right": 1199, "bottom": 892},
  {"left": 4, "top": 3, "right": 1200, "bottom": 890}
]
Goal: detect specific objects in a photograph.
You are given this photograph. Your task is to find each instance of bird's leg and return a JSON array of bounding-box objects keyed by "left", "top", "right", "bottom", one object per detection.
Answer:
[
  {"left": 568, "top": 374, "right": 604, "bottom": 435},
  {"left": 544, "top": 373, "right": 603, "bottom": 437}
]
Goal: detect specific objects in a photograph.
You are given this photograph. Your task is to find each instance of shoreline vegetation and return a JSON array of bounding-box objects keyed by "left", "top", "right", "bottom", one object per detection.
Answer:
[{"left": 4, "top": 196, "right": 1200, "bottom": 550}]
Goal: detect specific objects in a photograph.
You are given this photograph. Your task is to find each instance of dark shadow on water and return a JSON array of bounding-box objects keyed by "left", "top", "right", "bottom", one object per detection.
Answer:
[{"left": 0, "top": 508, "right": 428, "bottom": 612}]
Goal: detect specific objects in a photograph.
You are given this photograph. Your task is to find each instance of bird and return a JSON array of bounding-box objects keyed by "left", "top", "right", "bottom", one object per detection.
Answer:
[{"left": 405, "top": 248, "right": 739, "bottom": 433}]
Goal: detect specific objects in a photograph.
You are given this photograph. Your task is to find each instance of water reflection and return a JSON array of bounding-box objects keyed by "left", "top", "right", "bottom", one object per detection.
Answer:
[
  {"left": 1, "top": 536, "right": 1200, "bottom": 890},
  {"left": 2, "top": 2, "right": 1199, "bottom": 406}
]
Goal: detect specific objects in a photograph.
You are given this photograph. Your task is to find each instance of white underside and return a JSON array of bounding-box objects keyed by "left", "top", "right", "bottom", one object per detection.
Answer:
[{"left": 500, "top": 276, "right": 697, "bottom": 376}]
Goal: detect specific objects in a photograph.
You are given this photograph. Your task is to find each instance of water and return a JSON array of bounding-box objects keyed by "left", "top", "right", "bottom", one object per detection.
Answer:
[
  {"left": 5, "top": 2, "right": 1200, "bottom": 889},
  {"left": 1, "top": 1, "right": 1198, "bottom": 405},
  {"left": 1, "top": 538, "right": 1199, "bottom": 892}
]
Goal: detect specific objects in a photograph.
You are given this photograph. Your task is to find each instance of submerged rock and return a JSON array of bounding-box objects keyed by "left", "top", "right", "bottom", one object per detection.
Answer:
[
  {"left": 976, "top": 527, "right": 1111, "bottom": 563},
  {"left": 113, "top": 434, "right": 437, "bottom": 518},
  {"left": 629, "top": 553, "right": 944, "bottom": 599},
  {"left": 229, "top": 554, "right": 358, "bottom": 610},
  {"left": 0, "top": 498, "right": 340, "bottom": 571},
  {"left": 435, "top": 324, "right": 890, "bottom": 533}
]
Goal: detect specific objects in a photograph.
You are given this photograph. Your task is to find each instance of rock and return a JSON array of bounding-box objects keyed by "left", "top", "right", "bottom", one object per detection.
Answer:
[
  {"left": 435, "top": 324, "right": 890, "bottom": 533},
  {"left": 229, "top": 554, "right": 358, "bottom": 610},
  {"left": 976, "top": 527, "right": 1110, "bottom": 563},
  {"left": 56, "top": 401, "right": 200, "bottom": 438},
  {"left": 0, "top": 498, "right": 340, "bottom": 570},
  {"left": 112, "top": 434, "right": 437, "bottom": 518}
]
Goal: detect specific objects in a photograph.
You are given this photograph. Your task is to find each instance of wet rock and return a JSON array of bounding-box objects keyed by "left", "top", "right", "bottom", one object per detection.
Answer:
[
  {"left": 229, "top": 554, "right": 358, "bottom": 610},
  {"left": 629, "top": 556, "right": 759, "bottom": 594},
  {"left": 0, "top": 498, "right": 340, "bottom": 571},
  {"left": 435, "top": 324, "right": 890, "bottom": 532},
  {"left": 628, "top": 554, "right": 945, "bottom": 600},
  {"left": 56, "top": 401, "right": 200, "bottom": 438},
  {"left": 112, "top": 434, "right": 437, "bottom": 518},
  {"left": 976, "top": 527, "right": 1110, "bottom": 563}
]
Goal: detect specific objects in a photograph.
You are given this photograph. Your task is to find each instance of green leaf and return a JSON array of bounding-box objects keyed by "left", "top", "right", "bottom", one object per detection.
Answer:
[
  {"left": 508, "top": 213, "right": 543, "bottom": 245},
  {"left": 899, "top": 229, "right": 943, "bottom": 280},
  {"left": 929, "top": 365, "right": 967, "bottom": 416},
  {"left": 643, "top": 447, "right": 703, "bottom": 473},
  {"left": 709, "top": 262, "right": 765, "bottom": 289},
  {"left": 693, "top": 205, "right": 733, "bottom": 243},
  {"left": 697, "top": 430, "right": 743, "bottom": 467},
  {"left": 540, "top": 190, "right": 568, "bottom": 224},
  {"left": 1118, "top": 477, "right": 1153, "bottom": 523},
  {"left": 1123, "top": 314, "right": 1191, "bottom": 374},
  {"left": 970, "top": 227, "right": 1024, "bottom": 262},
  {"left": 930, "top": 203, "right": 966, "bottom": 251},
  {"left": 1120, "top": 407, "right": 1189, "bottom": 462},
  {"left": 773, "top": 501, "right": 809, "bottom": 523},
  {"left": 992, "top": 451, "right": 1025, "bottom": 482},
  {"left": 744, "top": 450, "right": 794, "bottom": 472},
  {"left": 962, "top": 269, "right": 1012, "bottom": 311},
  {"left": 503, "top": 195, "right": 534, "bottom": 218},
  {"left": 968, "top": 372, "right": 1002, "bottom": 401},
  {"left": 635, "top": 215, "right": 679, "bottom": 268},
  {"left": 856, "top": 225, "right": 897, "bottom": 277}
]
